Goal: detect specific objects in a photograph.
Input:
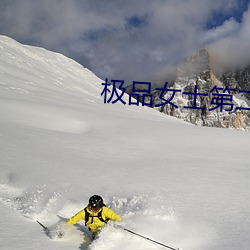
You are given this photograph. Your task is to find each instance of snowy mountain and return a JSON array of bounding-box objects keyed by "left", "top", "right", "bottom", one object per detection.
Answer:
[
  {"left": 153, "top": 49, "right": 250, "bottom": 130},
  {"left": 0, "top": 36, "right": 250, "bottom": 250},
  {"left": 218, "top": 65, "right": 250, "bottom": 101}
]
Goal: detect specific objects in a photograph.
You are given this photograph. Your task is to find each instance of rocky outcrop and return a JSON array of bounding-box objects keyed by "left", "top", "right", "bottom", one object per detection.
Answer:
[
  {"left": 153, "top": 49, "right": 250, "bottom": 130},
  {"left": 217, "top": 66, "right": 250, "bottom": 100}
]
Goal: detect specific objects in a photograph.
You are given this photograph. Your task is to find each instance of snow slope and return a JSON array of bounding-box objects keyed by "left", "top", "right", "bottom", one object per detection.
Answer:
[{"left": 0, "top": 35, "right": 250, "bottom": 250}]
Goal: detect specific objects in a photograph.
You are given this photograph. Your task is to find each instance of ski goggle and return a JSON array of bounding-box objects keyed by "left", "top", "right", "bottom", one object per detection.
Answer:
[{"left": 90, "top": 204, "right": 101, "bottom": 211}]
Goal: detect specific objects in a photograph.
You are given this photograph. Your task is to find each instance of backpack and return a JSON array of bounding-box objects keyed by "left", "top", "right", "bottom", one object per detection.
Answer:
[{"left": 84, "top": 206, "right": 109, "bottom": 226}]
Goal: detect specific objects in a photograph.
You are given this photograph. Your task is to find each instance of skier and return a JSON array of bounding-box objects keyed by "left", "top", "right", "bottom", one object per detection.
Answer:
[{"left": 66, "top": 194, "right": 121, "bottom": 239}]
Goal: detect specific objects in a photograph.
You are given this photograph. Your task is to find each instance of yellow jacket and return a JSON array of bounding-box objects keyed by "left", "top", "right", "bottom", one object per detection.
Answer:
[{"left": 67, "top": 206, "right": 121, "bottom": 233}]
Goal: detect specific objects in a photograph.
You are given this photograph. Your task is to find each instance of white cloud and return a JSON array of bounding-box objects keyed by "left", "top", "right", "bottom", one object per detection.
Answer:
[
  {"left": 209, "top": 4, "right": 250, "bottom": 69},
  {"left": 200, "top": 18, "right": 240, "bottom": 45},
  {"left": 0, "top": 0, "right": 249, "bottom": 83}
]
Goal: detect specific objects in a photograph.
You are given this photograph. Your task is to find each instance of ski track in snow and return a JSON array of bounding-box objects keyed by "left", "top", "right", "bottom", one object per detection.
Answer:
[
  {"left": 0, "top": 179, "right": 211, "bottom": 250},
  {"left": 0, "top": 99, "right": 91, "bottom": 134}
]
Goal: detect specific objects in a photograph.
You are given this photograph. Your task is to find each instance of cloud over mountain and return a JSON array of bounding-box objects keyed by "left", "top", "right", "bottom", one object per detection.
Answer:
[{"left": 0, "top": 0, "right": 249, "bottom": 83}]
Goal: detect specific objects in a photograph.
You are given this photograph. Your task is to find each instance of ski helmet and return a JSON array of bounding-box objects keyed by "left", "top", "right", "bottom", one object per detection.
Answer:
[{"left": 89, "top": 195, "right": 104, "bottom": 210}]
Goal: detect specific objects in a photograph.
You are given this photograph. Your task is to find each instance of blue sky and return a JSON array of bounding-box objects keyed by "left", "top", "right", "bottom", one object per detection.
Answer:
[
  {"left": 0, "top": 0, "right": 249, "bottom": 84},
  {"left": 206, "top": 0, "right": 249, "bottom": 28}
]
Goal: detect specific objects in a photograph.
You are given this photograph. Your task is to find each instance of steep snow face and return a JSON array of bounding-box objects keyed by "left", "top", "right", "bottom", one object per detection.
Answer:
[
  {"left": 0, "top": 36, "right": 250, "bottom": 250},
  {"left": 0, "top": 35, "right": 105, "bottom": 133}
]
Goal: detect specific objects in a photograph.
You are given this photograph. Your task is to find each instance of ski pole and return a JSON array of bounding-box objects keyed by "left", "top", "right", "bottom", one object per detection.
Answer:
[
  {"left": 37, "top": 220, "right": 48, "bottom": 231},
  {"left": 122, "top": 227, "right": 180, "bottom": 250}
]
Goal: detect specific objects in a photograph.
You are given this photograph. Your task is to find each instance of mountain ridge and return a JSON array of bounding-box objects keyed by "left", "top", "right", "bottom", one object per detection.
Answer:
[{"left": 152, "top": 48, "right": 250, "bottom": 130}]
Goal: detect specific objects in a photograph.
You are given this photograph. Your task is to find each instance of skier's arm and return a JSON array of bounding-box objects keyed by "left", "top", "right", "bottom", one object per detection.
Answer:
[
  {"left": 104, "top": 207, "right": 122, "bottom": 222},
  {"left": 67, "top": 209, "right": 85, "bottom": 225}
]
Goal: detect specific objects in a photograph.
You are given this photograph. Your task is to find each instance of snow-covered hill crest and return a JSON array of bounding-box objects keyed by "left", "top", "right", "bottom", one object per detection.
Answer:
[{"left": 0, "top": 35, "right": 105, "bottom": 134}]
